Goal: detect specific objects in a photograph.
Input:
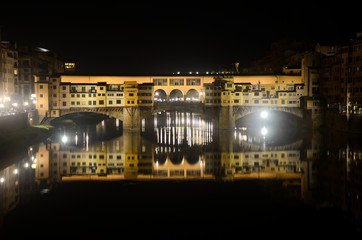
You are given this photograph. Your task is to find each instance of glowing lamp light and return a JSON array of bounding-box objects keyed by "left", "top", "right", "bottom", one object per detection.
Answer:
[
  {"left": 260, "top": 111, "right": 268, "bottom": 119},
  {"left": 62, "top": 135, "right": 68, "bottom": 143},
  {"left": 261, "top": 127, "right": 268, "bottom": 136}
]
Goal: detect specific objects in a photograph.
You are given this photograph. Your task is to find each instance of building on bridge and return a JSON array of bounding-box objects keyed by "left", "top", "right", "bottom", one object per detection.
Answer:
[
  {"left": 35, "top": 75, "right": 154, "bottom": 119},
  {"left": 204, "top": 75, "right": 304, "bottom": 108},
  {"left": 34, "top": 73, "right": 310, "bottom": 128}
]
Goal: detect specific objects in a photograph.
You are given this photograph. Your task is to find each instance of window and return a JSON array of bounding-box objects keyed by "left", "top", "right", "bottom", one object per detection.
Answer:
[
  {"left": 99, "top": 100, "right": 104, "bottom": 105},
  {"left": 169, "top": 78, "right": 184, "bottom": 86},
  {"left": 129, "top": 93, "right": 134, "bottom": 97},
  {"left": 186, "top": 78, "right": 200, "bottom": 85},
  {"left": 39, "top": 85, "right": 43, "bottom": 89},
  {"left": 116, "top": 100, "right": 121, "bottom": 104},
  {"left": 108, "top": 100, "right": 113, "bottom": 105},
  {"left": 153, "top": 78, "right": 167, "bottom": 86}
]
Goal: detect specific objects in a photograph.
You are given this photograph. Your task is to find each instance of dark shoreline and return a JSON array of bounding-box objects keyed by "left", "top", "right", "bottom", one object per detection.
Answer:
[{"left": 0, "top": 126, "right": 53, "bottom": 167}]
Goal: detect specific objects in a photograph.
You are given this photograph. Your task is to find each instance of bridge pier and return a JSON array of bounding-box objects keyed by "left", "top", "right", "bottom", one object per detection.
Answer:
[
  {"left": 218, "top": 106, "right": 235, "bottom": 130},
  {"left": 121, "top": 107, "right": 141, "bottom": 131}
]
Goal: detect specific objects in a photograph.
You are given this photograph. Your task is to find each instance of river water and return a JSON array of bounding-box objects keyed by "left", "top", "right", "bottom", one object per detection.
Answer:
[{"left": 0, "top": 111, "right": 361, "bottom": 236}]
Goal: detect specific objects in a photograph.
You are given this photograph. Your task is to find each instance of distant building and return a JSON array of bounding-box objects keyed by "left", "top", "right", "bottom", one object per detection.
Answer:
[
  {"left": 17, "top": 45, "right": 65, "bottom": 101},
  {"left": 0, "top": 41, "right": 18, "bottom": 100},
  {"left": 305, "top": 32, "right": 362, "bottom": 114}
]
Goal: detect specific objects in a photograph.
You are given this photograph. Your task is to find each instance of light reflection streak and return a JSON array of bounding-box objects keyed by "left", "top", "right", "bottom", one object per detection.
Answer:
[{"left": 154, "top": 111, "right": 213, "bottom": 147}]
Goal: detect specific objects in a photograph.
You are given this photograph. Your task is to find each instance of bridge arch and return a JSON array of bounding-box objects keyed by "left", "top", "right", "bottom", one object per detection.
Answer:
[
  {"left": 169, "top": 89, "right": 184, "bottom": 102},
  {"left": 185, "top": 89, "right": 200, "bottom": 102},
  {"left": 233, "top": 106, "right": 303, "bottom": 123},
  {"left": 154, "top": 89, "right": 167, "bottom": 102},
  {"left": 234, "top": 107, "right": 303, "bottom": 130}
]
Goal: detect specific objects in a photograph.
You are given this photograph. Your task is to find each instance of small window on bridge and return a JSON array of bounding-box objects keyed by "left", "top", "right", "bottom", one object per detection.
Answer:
[{"left": 186, "top": 78, "right": 200, "bottom": 86}]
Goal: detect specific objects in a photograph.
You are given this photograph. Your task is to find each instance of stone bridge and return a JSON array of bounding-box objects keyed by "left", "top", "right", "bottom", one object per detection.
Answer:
[
  {"left": 232, "top": 105, "right": 304, "bottom": 120},
  {"left": 55, "top": 104, "right": 305, "bottom": 130}
]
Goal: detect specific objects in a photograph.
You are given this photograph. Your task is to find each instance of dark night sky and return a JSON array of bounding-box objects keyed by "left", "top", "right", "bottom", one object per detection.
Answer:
[{"left": 1, "top": 1, "right": 361, "bottom": 75}]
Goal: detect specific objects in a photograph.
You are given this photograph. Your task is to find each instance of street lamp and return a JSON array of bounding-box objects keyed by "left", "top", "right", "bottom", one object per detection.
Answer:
[{"left": 62, "top": 135, "right": 68, "bottom": 144}]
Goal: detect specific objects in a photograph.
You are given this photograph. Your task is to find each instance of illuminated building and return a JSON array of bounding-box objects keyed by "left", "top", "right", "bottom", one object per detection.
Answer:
[
  {"left": 0, "top": 41, "right": 18, "bottom": 100},
  {"left": 34, "top": 75, "right": 155, "bottom": 119},
  {"left": 34, "top": 74, "right": 304, "bottom": 122},
  {"left": 205, "top": 75, "right": 304, "bottom": 108}
]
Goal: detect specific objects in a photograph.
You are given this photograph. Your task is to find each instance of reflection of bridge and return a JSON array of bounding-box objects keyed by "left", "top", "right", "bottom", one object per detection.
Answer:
[{"left": 55, "top": 103, "right": 305, "bottom": 130}]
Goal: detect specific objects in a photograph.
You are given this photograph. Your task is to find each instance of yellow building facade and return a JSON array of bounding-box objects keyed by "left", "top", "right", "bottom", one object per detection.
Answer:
[{"left": 35, "top": 74, "right": 304, "bottom": 120}]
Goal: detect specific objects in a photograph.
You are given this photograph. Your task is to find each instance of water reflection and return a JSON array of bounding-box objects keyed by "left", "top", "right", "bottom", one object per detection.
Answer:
[
  {"left": 1, "top": 112, "right": 362, "bottom": 232},
  {"left": 153, "top": 111, "right": 213, "bottom": 146}
]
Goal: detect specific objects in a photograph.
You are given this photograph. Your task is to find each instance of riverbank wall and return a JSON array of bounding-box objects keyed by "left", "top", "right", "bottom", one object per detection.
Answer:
[
  {"left": 324, "top": 110, "right": 362, "bottom": 133},
  {"left": 0, "top": 113, "right": 29, "bottom": 133},
  {"left": 0, "top": 110, "right": 39, "bottom": 133}
]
